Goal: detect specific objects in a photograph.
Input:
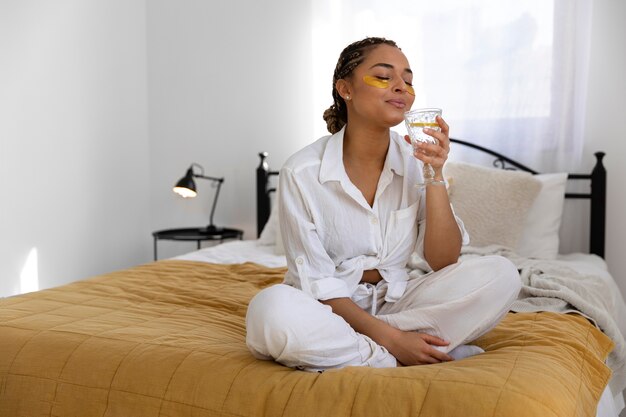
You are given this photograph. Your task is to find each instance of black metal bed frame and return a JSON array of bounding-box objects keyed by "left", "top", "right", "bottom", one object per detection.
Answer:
[{"left": 256, "top": 139, "right": 607, "bottom": 257}]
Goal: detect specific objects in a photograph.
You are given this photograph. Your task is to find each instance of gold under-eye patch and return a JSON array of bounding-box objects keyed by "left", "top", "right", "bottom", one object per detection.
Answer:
[
  {"left": 363, "top": 75, "right": 415, "bottom": 96},
  {"left": 363, "top": 75, "right": 389, "bottom": 88}
]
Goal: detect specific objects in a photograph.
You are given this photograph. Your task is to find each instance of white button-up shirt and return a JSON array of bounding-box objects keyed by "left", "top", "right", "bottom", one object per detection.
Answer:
[{"left": 279, "top": 127, "right": 469, "bottom": 302}]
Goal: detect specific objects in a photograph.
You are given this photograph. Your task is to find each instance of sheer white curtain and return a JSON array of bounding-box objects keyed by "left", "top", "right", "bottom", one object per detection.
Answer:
[{"left": 311, "top": 0, "right": 592, "bottom": 172}]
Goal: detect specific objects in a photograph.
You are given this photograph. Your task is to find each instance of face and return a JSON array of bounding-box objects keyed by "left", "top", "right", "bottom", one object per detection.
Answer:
[{"left": 337, "top": 44, "right": 416, "bottom": 129}]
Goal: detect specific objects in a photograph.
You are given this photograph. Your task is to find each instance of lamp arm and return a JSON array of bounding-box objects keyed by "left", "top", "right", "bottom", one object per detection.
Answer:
[
  {"left": 194, "top": 174, "right": 224, "bottom": 183},
  {"left": 207, "top": 178, "right": 223, "bottom": 228},
  {"left": 187, "top": 172, "right": 224, "bottom": 231}
]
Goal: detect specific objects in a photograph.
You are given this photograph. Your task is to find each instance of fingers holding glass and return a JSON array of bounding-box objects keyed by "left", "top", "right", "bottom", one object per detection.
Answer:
[
  {"left": 424, "top": 116, "right": 450, "bottom": 154},
  {"left": 436, "top": 115, "right": 450, "bottom": 137},
  {"left": 414, "top": 142, "right": 447, "bottom": 168}
]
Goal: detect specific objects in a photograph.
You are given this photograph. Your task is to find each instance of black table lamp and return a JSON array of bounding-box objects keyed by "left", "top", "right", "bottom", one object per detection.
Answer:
[{"left": 173, "top": 163, "right": 224, "bottom": 233}]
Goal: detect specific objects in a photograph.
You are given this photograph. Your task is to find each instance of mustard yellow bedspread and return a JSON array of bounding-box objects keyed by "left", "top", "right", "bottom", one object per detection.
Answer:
[{"left": 0, "top": 260, "right": 613, "bottom": 417}]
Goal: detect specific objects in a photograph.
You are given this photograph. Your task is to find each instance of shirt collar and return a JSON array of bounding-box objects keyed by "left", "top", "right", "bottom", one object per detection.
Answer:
[
  {"left": 319, "top": 127, "right": 346, "bottom": 184},
  {"left": 385, "top": 133, "right": 405, "bottom": 177},
  {"left": 319, "top": 127, "right": 406, "bottom": 184}
]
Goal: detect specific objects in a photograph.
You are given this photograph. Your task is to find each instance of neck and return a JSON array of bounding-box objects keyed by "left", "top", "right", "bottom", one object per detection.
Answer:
[{"left": 343, "top": 123, "right": 390, "bottom": 166}]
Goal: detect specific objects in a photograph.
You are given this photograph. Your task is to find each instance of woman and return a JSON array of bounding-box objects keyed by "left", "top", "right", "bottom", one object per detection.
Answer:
[{"left": 246, "top": 37, "right": 520, "bottom": 370}]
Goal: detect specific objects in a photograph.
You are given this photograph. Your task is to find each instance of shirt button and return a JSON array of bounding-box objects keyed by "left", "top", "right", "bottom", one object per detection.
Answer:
[
  {"left": 296, "top": 257, "right": 304, "bottom": 265},
  {"left": 371, "top": 217, "right": 378, "bottom": 225}
]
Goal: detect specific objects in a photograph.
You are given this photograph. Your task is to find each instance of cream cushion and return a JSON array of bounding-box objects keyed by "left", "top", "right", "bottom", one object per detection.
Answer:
[{"left": 444, "top": 162, "right": 542, "bottom": 249}]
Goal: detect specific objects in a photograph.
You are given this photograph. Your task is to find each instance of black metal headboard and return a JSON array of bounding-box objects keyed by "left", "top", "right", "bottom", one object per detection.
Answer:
[
  {"left": 256, "top": 152, "right": 280, "bottom": 237},
  {"left": 256, "top": 140, "right": 607, "bottom": 257}
]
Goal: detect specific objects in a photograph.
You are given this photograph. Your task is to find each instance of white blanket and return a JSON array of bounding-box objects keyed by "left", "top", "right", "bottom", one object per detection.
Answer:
[{"left": 409, "top": 245, "right": 626, "bottom": 396}]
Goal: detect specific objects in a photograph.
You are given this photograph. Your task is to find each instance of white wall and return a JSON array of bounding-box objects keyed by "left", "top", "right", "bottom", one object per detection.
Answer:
[
  {"left": 0, "top": 0, "right": 151, "bottom": 297},
  {"left": 584, "top": 0, "right": 626, "bottom": 295},
  {"left": 147, "top": 0, "right": 314, "bottom": 259}
]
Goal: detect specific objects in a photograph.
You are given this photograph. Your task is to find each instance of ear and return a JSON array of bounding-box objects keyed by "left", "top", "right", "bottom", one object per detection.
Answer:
[{"left": 335, "top": 79, "right": 351, "bottom": 101}]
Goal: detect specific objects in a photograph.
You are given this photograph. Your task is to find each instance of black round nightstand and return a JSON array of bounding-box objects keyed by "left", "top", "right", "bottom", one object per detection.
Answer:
[{"left": 152, "top": 227, "right": 243, "bottom": 260}]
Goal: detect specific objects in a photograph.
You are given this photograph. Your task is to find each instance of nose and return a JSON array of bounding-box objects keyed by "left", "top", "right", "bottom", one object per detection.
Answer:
[
  {"left": 392, "top": 78, "right": 413, "bottom": 95},
  {"left": 394, "top": 79, "right": 415, "bottom": 96}
]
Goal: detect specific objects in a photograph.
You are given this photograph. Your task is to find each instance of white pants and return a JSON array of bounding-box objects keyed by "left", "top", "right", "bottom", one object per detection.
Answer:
[{"left": 246, "top": 255, "right": 520, "bottom": 371}]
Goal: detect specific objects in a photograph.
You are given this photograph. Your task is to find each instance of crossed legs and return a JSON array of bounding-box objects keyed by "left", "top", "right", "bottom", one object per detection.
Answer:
[{"left": 246, "top": 255, "right": 520, "bottom": 371}]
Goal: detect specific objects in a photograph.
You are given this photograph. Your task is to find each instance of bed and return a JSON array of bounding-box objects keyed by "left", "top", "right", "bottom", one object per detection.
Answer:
[{"left": 1, "top": 139, "right": 624, "bottom": 417}]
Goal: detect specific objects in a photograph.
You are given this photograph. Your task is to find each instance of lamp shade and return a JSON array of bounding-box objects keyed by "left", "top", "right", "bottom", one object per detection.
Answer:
[
  {"left": 173, "top": 168, "right": 197, "bottom": 198},
  {"left": 172, "top": 164, "right": 224, "bottom": 232}
]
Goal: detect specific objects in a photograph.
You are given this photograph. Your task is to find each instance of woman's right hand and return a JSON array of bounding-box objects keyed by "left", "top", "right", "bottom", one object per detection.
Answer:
[
  {"left": 321, "top": 297, "right": 453, "bottom": 366},
  {"left": 387, "top": 329, "right": 454, "bottom": 366}
]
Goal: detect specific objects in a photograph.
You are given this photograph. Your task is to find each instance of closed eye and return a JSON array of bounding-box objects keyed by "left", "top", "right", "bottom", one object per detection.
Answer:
[{"left": 376, "top": 75, "right": 412, "bottom": 86}]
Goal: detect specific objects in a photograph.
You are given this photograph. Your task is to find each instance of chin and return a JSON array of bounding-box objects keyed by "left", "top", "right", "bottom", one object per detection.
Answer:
[
  {"left": 365, "top": 108, "right": 406, "bottom": 129},
  {"left": 384, "top": 114, "right": 406, "bottom": 128}
]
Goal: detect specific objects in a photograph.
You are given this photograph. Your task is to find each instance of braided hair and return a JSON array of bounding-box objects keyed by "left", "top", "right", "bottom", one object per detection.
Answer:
[{"left": 323, "top": 37, "right": 399, "bottom": 134}]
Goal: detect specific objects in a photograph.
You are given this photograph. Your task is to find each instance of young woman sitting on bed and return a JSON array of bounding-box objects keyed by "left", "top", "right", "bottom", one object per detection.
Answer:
[{"left": 246, "top": 37, "right": 521, "bottom": 370}]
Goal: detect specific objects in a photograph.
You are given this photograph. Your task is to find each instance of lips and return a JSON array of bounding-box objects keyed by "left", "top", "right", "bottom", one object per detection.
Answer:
[{"left": 386, "top": 99, "right": 406, "bottom": 109}]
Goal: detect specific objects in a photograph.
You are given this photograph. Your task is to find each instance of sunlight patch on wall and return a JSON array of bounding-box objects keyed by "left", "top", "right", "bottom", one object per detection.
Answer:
[{"left": 20, "top": 247, "right": 39, "bottom": 294}]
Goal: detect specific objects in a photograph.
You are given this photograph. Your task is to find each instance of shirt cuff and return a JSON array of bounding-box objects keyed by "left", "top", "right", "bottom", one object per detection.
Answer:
[{"left": 311, "top": 277, "right": 351, "bottom": 300}]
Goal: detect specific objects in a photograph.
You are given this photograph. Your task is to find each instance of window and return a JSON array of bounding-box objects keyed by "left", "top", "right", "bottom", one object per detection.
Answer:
[{"left": 312, "top": 0, "right": 592, "bottom": 171}]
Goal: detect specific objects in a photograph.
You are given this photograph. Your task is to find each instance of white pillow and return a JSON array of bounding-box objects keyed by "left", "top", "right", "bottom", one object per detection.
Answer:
[
  {"left": 257, "top": 204, "right": 279, "bottom": 245},
  {"left": 257, "top": 197, "right": 285, "bottom": 255},
  {"left": 444, "top": 162, "right": 542, "bottom": 249},
  {"left": 516, "top": 173, "right": 567, "bottom": 259}
]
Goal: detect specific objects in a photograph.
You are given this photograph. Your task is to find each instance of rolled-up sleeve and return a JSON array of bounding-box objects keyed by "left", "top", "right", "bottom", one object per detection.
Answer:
[{"left": 279, "top": 167, "right": 353, "bottom": 300}]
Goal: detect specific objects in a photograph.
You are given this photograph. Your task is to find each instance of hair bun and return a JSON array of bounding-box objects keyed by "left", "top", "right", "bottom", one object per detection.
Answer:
[{"left": 323, "top": 105, "right": 345, "bottom": 134}]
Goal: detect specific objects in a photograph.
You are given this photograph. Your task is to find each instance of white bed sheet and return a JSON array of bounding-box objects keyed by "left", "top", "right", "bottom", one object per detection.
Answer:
[
  {"left": 175, "top": 240, "right": 625, "bottom": 417},
  {"left": 175, "top": 240, "right": 287, "bottom": 267}
]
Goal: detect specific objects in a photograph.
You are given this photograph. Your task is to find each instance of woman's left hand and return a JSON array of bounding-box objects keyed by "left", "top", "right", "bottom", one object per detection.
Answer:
[{"left": 404, "top": 115, "right": 450, "bottom": 178}]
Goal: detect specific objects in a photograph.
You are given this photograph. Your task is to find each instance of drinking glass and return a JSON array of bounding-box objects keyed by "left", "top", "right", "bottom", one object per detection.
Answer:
[{"left": 404, "top": 108, "right": 442, "bottom": 186}]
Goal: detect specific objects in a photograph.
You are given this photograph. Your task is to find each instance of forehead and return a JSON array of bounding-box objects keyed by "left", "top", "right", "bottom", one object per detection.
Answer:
[{"left": 360, "top": 44, "right": 411, "bottom": 70}]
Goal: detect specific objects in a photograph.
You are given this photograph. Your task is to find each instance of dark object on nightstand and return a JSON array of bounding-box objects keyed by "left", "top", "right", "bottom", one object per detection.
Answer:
[
  {"left": 173, "top": 163, "right": 225, "bottom": 232},
  {"left": 152, "top": 227, "right": 243, "bottom": 261},
  {"left": 153, "top": 163, "right": 243, "bottom": 260}
]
